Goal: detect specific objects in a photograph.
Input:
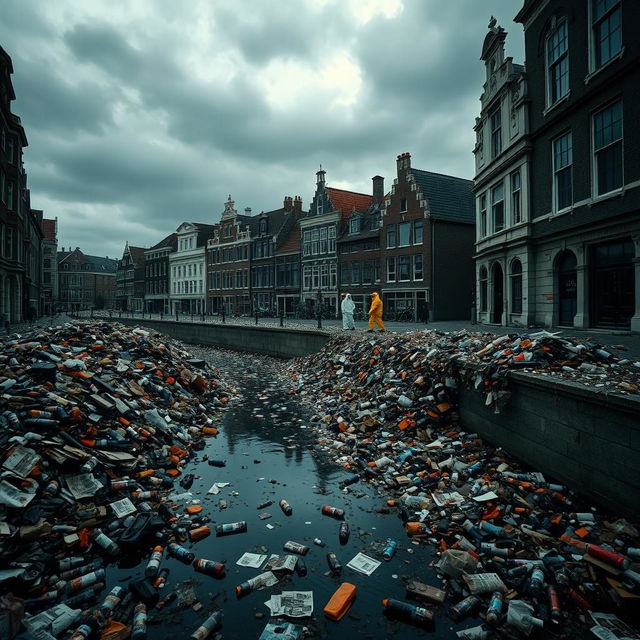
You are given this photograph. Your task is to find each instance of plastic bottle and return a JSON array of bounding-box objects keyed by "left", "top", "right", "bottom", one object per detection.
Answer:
[
  {"left": 383, "top": 539, "right": 398, "bottom": 561},
  {"left": 193, "top": 558, "right": 225, "bottom": 578},
  {"left": 485, "top": 591, "right": 503, "bottom": 625},
  {"left": 529, "top": 568, "right": 546, "bottom": 597},
  {"left": 92, "top": 528, "right": 120, "bottom": 556},
  {"left": 131, "top": 602, "right": 147, "bottom": 639},
  {"left": 339, "top": 522, "right": 350, "bottom": 545},
  {"left": 548, "top": 586, "right": 562, "bottom": 622},
  {"left": 59, "top": 556, "right": 85, "bottom": 571},
  {"left": 585, "top": 544, "right": 630, "bottom": 570},
  {"left": 450, "top": 595, "right": 481, "bottom": 621},
  {"left": 168, "top": 543, "right": 195, "bottom": 564},
  {"left": 99, "top": 586, "right": 125, "bottom": 616},
  {"left": 65, "top": 569, "right": 106, "bottom": 594},
  {"left": 283, "top": 541, "right": 309, "bottom": 555},
  {"left": 327, "top": 552, "right": 342, "bottom": 573},
  {"left": 69, "top": 624, "right": 93, "bottom": 640},
  {"left": 190, "top": 610, "right": 222, "bottom": 639},
  {"left": 153, "top": 568, "right": 170, "bottom": 589},
  {"left": 215, "top": 521, "right": 247, "bottom": 536},
  {"left": 189, "top": 525, "right": 211, "bottom": 541},
  {"left": 279, "top": 499, "right": 293, "bottom": 515},
  {"left": 144, "top": 546, "right": 164, "bottom": 578},
  {"left": 322, "top": 505, "right": 345, "bottom": 520},
  {"left": 382, "top": 598, "right": 434, "bottom": 626},
  {"left": 340, "top": 474, "right": 360, "bottom": 488},
  {"left": 236, "top": 572, "right": 273, "bottom": 598}
]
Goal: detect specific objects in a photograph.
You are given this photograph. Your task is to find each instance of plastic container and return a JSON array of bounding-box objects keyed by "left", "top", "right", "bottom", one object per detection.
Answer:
[
  {"left": 323, "top": 582, "right": 357, "bottom": 621},
  {"left": 279, "top": 499, "right": 293, "bottom": 515},
  {"left": 382, "top": 598, "right": 434, "bottom": 627},
  {"left": 193, "top": 558, "right": 225, "bottom": 578},
  {"left": 327, "top": 552, "right": 342, "bottom": 573},
  {"left": 168, "top": 543, "right": 195, "bottom": 564},
  {"left": 382, "top": 539, "right": 398, "bottom": 561},
  {"left": 189, "top": 525, "right": 211, "bottom": 541},
  {"left": 322, "top": 505, "right": 345, "bottom": 520},
  {"left": 215, "top": 521, "right": 247, "bottom": 536},
  {"left": 144, "top": 546, "right": 164, "bottom": 578},
  {"left": 339, "top": 522, "right": 350, "bottom": 545},
  {"left": 190, "top": 611, "right": 222, "bottom": 639},
  {"left": 131, "top": 602, "right": 147, "bottom": 639}
]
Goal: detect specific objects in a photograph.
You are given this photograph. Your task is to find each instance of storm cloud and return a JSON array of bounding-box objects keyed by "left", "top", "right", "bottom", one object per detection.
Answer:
[{"left": 0, "top": 0, "right": 524, "bottom": 258}]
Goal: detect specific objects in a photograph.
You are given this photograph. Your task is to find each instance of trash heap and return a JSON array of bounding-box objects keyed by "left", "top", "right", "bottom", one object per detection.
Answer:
[
  {"left": 289, "top": 331, "right": 640, "bottom": 639},
  {"left": 0, "top": 322, "right": 233, "bottom": 640}
]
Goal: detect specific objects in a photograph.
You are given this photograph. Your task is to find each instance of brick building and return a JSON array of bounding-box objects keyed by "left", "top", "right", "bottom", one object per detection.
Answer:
[
  {"left": 274, "top": 216, "right": 302, "bottom": 317},
  {"left": 57, "top": 248, "right": 117, "bottom": 311},
  {"left": 206, "top": 197, "right": 253, "bottom": 316},
  {"left": 337, "top": 176, "right": 384, "bottom": 316},
  {"left": 301, "top": 169, "right": 373, "bottom": 317},
  {"left": 381, "top": 153, "right": 475, "bottom": 321},
  {"left": 251, "top": 196, "right": 303, "bottom": 314}
]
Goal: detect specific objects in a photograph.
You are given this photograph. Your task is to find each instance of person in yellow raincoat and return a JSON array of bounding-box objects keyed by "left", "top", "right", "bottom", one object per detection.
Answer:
[{"left": 367, "top": 291, "right": 385, "bottom": 332}]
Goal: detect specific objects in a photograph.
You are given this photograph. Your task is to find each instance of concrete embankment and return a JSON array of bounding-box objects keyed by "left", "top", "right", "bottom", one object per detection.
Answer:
[
  {"left": 114, "top": 317, "right": 331, "bottom": 358},
  {"left": 115, "top": 317, "right": 639, "bottom": 518}
]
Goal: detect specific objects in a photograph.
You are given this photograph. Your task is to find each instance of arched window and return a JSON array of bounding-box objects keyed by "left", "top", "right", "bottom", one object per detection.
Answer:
[
  {"left": 479, "top": 266, "right": 488, "bottom": 312},
  {"left": 510, "top": 259, "right": 523, "bottom": 314}
]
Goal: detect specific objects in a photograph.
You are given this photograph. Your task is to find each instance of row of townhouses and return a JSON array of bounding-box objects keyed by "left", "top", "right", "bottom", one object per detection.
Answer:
[{"left": 114, "top": 158, "right": 476, "bottom": 322}]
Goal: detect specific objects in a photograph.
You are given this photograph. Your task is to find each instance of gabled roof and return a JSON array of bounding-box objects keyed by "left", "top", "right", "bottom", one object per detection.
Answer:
[
  {"left": 58, "top": 249, "right": 117, "bottom": 272},
  {"left": 148, "top": 233, "right": 177, "bottom": 251},
  {"left": 128, "top": 246, "right": 145, "bottom": 265},
  {"left": 411, "top": 170, "right": 475, "bottom": 224},
  {"left": 326, "top": 187, "right": 373, "bottom": 221}
]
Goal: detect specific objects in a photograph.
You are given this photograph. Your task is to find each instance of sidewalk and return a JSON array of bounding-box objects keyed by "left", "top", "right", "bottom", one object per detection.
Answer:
[{"left": 68, "top": 310, "right": 640, "bottom": 360}]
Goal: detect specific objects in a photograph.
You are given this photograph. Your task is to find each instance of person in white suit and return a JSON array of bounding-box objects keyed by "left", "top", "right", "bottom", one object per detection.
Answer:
[{"left": 341, "top": 293, "right": 356, "bottom": 330}]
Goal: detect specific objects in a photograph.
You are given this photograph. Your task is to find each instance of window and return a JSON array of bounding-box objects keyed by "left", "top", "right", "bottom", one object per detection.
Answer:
[
  {"left": 351, "top": 262, "right": 360, "bottom": 285},
  {"left": 553, "top": 132, "right": 573, "bottom": 211},
  {"left": 370, "top": 213, "right": 381, "bottom": 229},
  {"left": 398, "top": 222, "right": 411, "bottom": 246},
  {"left": 328, "top": 226, "right": 336, "bottom": 253},
  {"left": 349, "top": 217, "right": 361, "bottom": 234},
  {"left": 479, "top": 266, "right": 488, "bottom": 312},
  {"left": 6, "top": 182, "right": 14, "bottom": 210},
  {"left": 547, "top": 20, "right": 569, "bottom": 105},
  {"left": 386, "top": 257, "right": 396, "bottom": 282},
  {"left": 311, "top": 229, "right": 319, "bottom": 255},
  {"left": 303, "top": 231, "right": 311, "bottom": 256},
  {"left": 510, "top": 259, "right": 523, "bottom": 314},
  {"left": 340, "top": 263, "right": 351, "bottom": 285},
  {"left": 386, "top": 224, "right": 397, "bottom": 248},
  {"left": 592, "top": 0, "right": 621, "bottom": 68},
  {"left": 5, "top": 227, "right": 13, "bottom": 258},
  {"left": 398, "top": 256, "right": 411, "bottom": 281},
  {"left": 490, "top": 105, "right": 502, "bottom": 158},
  {"left": 511, "top": 171, "right": 522, "bottom": 224},
  {"left": 7, "top": 138, "right": 15, "bottom": 164},
  {"left": 491, "top": 183, "right": 505, "bottom": 233},
  {"left": 362, "top": 261, "right": 372, "bottom": 284},
  {"left": 400, "top": 198, "right": 407, "bottom": 212},
  {"left": 413, "top": 219, "right": 423, "bottom": 244},
  {"left": 479, "top": 194, "right": 487, "bottom": 238},
  {"left": 593, "top": 101, "right": 623, "bottom": 196},
  {"left": 413, "top": 254, "right": 423, "bottom": 280},
  {"left": 320, "top": 227, "right": 328, "bottom": 253}
]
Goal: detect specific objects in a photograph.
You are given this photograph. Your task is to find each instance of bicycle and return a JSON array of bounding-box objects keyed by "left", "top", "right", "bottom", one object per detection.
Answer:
[{"left": 394, "top": 307, "right": 414, "bottom": 322}]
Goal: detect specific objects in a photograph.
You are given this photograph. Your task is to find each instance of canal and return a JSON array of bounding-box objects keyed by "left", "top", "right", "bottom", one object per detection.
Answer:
[{"left": 108, "top": 348, "right": 467, "bottom": 639}]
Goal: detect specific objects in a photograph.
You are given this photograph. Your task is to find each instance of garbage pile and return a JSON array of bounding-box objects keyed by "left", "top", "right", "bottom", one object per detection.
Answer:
[
  {"left": 0, "top": 322, "right": 233, "bottom": 640},
  {"left": 288, "top": 331, "right": 640, "bottom": 639}
]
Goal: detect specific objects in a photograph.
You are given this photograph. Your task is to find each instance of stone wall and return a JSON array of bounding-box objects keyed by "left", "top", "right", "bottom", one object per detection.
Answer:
[{"left": 458, "top": 370, "right": 640, "bottom": 518}]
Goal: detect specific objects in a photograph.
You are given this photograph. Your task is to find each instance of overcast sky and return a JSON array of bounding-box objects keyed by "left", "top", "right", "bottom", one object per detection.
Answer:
[{"left": 1, "top": 0, "right": 525, "bottom": 259}]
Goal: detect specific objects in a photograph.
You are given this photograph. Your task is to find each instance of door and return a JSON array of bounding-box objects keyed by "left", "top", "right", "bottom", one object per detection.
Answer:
[
  {"left": 491, "top": 263, "right": 504, "bottom": 324},
  {"left": 558, "top": 251, "right": 577, "bottom": 326}
]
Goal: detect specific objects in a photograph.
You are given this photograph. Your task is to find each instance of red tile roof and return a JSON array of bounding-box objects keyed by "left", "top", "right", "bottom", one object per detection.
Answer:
[
  {"left": 326, "top": 187, "right": 373, "bottom": 221},
  {"left": 42, "top": 218, "right": 57, "bottom": 241}
]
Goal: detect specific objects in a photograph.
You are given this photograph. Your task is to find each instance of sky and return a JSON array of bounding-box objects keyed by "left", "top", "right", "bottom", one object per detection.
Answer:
[{"left": 1, "top": 0, "right": 525, "bottom": 259}]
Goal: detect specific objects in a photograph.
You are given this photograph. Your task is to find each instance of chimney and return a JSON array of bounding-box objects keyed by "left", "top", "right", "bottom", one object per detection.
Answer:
[
  {"left": 244, "top": 207, "right": 252, "bottom": 215},
  {"left": 372, "top": 175, "right": 384, "bottom": 205},
  {"left": 293, "top": 196, "right": 302, "bottom": 214},
  {"left": 283, "top": 196, "right": 293, "bottom": 211},
  {"left": 396, "top": 152, "right": 411, "bottom": 176}
]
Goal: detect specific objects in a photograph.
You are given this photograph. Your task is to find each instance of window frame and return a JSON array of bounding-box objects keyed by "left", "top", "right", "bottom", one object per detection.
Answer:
[
  {"left": 552, "top": 131, "right": 573, "bottom": 213},
  {"left": 491, "top": 182, "right": 505, "bottom": 234},
  {"left": 546, "top": 19, "right": 569, "bottom": 107},
  {"left": 400, "top": 198, "right": 408, "bottom": 213},
  {"left": 490, "top": 104, "right": 502, "bottom": 158},
  {"left": 592, "top": 100, "right": 623, "bottom": 197},
  {"left": 479, "top": 193, "right": 487, "bottom": 238},
  {"left": 386, "top": 224, "right": 397, "bottom": 249},
  {"left": 413, "top": 254, "right": 423, "bottom": 281},
  {"left": 479, "top": 266, "right": 488, "bottom": 312},
  {"left": 591, "top": 0, "right": 622, "bottom": 70},
  {"left": 413, "top": 219, "right": 423, "bottom": 245},
  {"left": 511, "top": 170, "right": 522, "bottom": 224},
  {"left": 397, "top": 255, "right": 411, "bottom": 282},
  {"left": 386, "top": 256, "right": 396, "bottom": 282},
  {"left": 398, "top": 221, "right": 411, "bottom": 247}
]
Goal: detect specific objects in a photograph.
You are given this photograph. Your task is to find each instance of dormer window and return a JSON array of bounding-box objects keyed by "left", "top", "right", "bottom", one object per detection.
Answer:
[
  {"left": 349, "top": 217, "right": 361, "bottom": 234},
  {"left": 259, "top": 218, "right": 267, "bottom": 235}
]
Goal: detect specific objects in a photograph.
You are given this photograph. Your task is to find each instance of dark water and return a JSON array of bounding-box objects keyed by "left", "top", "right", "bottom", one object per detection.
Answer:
[{"left": 107, "top": 351, "right": 468, "bottom": 639}]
